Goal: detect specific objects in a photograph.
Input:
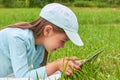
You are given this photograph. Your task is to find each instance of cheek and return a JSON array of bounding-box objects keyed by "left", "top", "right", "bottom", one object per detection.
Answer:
[{"left": 44, "top": 38, "right": 59, "bottom": 50}]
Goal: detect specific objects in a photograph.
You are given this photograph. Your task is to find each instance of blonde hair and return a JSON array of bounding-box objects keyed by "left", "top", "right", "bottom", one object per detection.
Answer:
[{"left": 8, "top": 17, "right": 65, "bottom": 66}]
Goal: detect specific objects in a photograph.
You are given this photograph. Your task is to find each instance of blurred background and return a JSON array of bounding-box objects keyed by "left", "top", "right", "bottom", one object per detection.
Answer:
[
  {"left": 0, "top": 0, "right": 120, "bottom": 8},
  {"left": 0, "top": 0, "right": 120, "bottom": 79}
]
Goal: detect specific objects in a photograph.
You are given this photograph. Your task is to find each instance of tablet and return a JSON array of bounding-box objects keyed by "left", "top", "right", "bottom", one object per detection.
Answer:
[{"left": 80, "top": 49, "right": 104, "bottom": 66}]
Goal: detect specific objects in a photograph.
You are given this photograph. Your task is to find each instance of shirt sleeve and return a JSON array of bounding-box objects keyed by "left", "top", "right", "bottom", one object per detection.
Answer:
[{"left": 8, "top": 33, "right": 47, "bottom": 80}]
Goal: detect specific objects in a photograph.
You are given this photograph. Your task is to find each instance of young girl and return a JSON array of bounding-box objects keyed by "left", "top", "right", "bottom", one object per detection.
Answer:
[{"left": 0, "top": 3, "right": 84, "bottom": 80}]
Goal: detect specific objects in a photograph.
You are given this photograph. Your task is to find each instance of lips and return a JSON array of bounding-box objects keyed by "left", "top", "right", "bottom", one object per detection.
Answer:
[
  {"left": 54, "top": 48, "right": 57, "bottom": 51},
  {"left": 53, "top": 48, "right": 57, "bottom": 52}
]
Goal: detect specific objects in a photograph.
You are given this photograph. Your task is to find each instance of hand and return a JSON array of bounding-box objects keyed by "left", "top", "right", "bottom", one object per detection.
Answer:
[{"left": 56, "top": 56, "right": 84, "bottom": 76}]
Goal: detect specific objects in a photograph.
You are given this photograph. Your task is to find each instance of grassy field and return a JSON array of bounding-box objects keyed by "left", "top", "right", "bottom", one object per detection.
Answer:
[{"left": 0, "top": 8, "right": 120, "bottom": 80}]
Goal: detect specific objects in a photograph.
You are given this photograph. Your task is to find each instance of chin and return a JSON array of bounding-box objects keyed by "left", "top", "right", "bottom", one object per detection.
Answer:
[
  {"left": 46, "top": 49, "right": 54, "bottom": 53},
  {"left": 51, "top": 49, "right": 56, "bottom": 52},
  {"left": 51, "top": 50, "right": 55, "bottom": 52},
  {"left": 46, "top": 48, "right": 56, "bottom": 53}
]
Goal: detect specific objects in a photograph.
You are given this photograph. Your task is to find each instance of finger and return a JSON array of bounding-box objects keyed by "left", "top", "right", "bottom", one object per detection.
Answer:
[
  {"left": 74, "top": 60, "right": 86, "bottom": 70},
  {"left": 75, "top": 60, "right": 85, "bottom": 66},
  {"left": 73, "top": 64, "right": 80, "bottom": 70},
  {"left": 70, "top": 60, "right": 82, "bottom": 70},
  {"left": 68, "top": 61, "right": 79, "bottom": 71},
  {"left": 70, "top": 56, "right": 78, "bottom": 61},
  {"left": 66, "top": 71, "right": 70, "bottom": 76},
  {"left": 63, "top": 57, "right": 69, "bottom": 61},
  {"left": 66, "top": 69, "right": 73, "bottom": 76},
  {"left": 68, "top": 60, "right": 74, "bottom": 67}
]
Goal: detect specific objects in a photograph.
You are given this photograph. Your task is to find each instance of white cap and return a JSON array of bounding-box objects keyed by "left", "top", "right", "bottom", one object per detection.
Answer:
[{"left": 40, "top": 3, "right": 84, "bottom": 46}]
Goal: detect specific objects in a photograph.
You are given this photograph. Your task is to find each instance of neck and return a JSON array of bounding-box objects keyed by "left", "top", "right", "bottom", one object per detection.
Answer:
[{"left": 35, "top": 36, "right": 44, "bottom": 45}]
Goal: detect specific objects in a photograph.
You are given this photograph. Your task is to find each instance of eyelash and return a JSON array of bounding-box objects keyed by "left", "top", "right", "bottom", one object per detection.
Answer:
[{"left": 61, "top": 40, "right": 65, "bottom": 44}]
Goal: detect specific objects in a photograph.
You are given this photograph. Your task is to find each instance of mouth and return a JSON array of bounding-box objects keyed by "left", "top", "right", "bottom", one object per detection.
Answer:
[
  {"left": 52, "top": 48, "right": 57, "bottom": 52},
  {"left": 51, "top": 47, "right": 60, "bottom": 52}
]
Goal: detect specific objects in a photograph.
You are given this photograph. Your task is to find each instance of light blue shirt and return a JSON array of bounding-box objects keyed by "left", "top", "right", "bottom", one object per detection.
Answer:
[{"left": 0, "top": 28, "right": 47, "bottom": 80}]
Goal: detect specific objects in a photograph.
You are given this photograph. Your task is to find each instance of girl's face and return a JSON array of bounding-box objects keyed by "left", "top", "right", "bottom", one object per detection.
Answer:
[
  {"left": 36, "top": 25, "right": 69, "bottom": 52},
  {"left": 44, "top": 31, "right": 69, "bottom": 52}
]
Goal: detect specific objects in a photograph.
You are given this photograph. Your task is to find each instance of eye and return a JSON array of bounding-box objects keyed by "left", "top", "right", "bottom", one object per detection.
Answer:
[{"left": 61, "top": 40, "right": 65, "bottom": 44}]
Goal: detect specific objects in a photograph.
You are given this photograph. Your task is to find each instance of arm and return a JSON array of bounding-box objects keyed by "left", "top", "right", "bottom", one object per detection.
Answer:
[
  {"left": 8, "top": 34, "right": 47, "bottom": 80},
  {"left": 46, "top": 60, "right": 58, "bottom": 76},
  {"left": 46, "top": 57, "right": 84, "bottom": 76}
]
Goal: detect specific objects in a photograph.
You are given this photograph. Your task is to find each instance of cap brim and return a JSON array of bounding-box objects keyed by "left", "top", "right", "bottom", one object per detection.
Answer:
[{"left": 64, "top": 30, "right": 84, "bottom": 46}]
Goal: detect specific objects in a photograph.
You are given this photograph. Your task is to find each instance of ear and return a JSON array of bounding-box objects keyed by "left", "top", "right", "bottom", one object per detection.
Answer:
[{"left": 43, "top": 25, "right": 53, "bottom": 37}]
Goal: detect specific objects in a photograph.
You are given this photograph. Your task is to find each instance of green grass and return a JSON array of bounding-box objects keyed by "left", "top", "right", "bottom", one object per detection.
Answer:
[{"left": 0, "top": 8, "right": 120, "bottom": 80}]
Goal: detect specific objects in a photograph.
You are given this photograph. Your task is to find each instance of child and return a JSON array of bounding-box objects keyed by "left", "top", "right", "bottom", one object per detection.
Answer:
[{"left": 0, "top": 3, "right": 84, "bottom": 80}]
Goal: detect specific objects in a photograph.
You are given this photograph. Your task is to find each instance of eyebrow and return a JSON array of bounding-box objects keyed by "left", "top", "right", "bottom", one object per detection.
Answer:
[{"left": 65, "top": 37, "right": 69, "bottom": 41}]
